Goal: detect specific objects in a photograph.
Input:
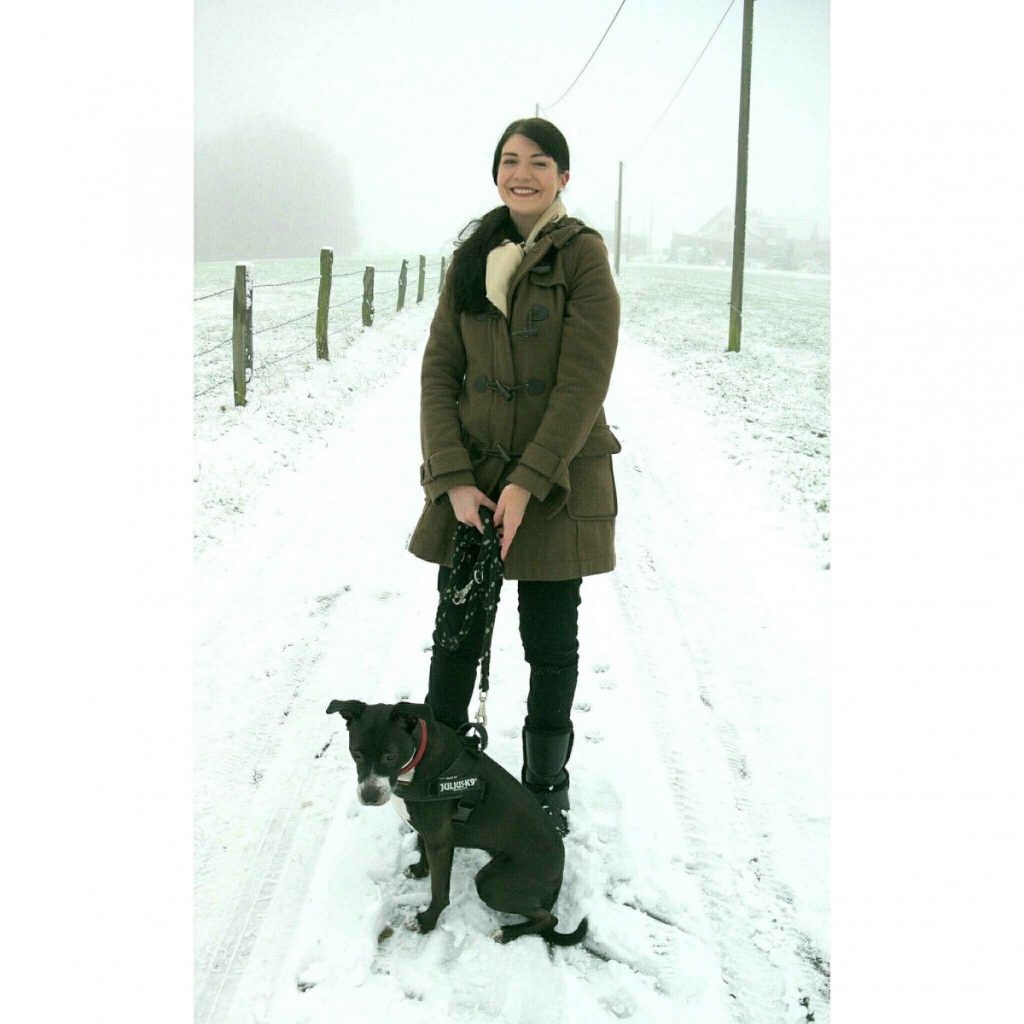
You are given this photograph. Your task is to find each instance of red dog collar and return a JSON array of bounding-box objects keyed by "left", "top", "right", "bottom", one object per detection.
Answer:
[{"left": 399, "top": 718, "right": 428, "bottom": 774}]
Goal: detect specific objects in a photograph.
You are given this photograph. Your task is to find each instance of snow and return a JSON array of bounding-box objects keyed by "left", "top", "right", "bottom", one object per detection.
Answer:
[{"left": 194, "top": 257, "right": 830, "bottom": 1023}]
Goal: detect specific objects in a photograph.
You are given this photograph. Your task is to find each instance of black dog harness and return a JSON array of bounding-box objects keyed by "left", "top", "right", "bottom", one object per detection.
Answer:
[{"left": 393, "top": 719, "right": 486, "bottom": 827}]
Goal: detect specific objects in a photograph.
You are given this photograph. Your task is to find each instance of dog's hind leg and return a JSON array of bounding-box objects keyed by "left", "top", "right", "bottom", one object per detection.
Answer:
[
  {"left": 475, "top": 859, "right": 560, "bottom": 942},
  {"left": 473, "top": 855, "right": 507, "bottom": 898}
]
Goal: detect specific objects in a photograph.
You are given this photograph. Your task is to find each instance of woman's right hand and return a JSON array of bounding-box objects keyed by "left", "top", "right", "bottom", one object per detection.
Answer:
[{"left": 447, "top": 485, "right": 498, "bottom": 533}]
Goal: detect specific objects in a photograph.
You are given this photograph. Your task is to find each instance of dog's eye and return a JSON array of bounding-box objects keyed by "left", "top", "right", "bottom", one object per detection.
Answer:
[
  {"left": 382, "top": 752, "right": 397, "bottom": 764},
  {"left": 351, "top": 751, "right": 363, "bottom": 760}
]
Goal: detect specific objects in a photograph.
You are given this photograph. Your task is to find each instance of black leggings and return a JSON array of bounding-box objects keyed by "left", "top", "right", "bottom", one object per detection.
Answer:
[{"left": 425, "top": 565, "right": 582, "bottom": 734}]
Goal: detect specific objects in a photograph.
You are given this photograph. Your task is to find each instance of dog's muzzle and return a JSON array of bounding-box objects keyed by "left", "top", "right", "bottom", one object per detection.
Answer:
[{"left": 357, "top": 775, "right": 392, "bottom": 806}]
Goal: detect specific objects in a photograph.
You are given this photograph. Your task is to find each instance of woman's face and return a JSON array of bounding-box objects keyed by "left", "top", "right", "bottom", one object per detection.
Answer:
[{"left": 496, "top": 133, "right": 570, "bottom": 224}]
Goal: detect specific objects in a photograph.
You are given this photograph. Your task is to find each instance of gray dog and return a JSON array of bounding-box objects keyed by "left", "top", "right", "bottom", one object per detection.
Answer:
[{"left": 327, "top": 699, "right": 587, "bottom": 945}]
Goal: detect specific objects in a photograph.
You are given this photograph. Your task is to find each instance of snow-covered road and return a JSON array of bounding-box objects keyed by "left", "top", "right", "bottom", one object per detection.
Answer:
[{"left": 194, "top": 272, "right": 830, "bottom": 1023}]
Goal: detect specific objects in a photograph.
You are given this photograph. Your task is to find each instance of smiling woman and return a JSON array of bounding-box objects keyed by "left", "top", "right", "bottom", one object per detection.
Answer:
[{"left": 406, "top": 117, "right": 622, "bottom": 836}]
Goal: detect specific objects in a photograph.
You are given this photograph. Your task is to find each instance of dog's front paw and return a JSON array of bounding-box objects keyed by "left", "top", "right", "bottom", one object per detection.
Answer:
[
  {"left": 405, "top": 860, "right": 430, "bottom": 880},
  {"left": 414, "top": 909, "right": 438, "bottom": 934},
  {"left": 490, "top": 927, "right": 508, "bottom": 944}
]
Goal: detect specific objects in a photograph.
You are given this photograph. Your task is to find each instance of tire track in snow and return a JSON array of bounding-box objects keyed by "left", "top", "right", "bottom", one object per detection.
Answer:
[
  {"left": 609, "top": 338, "right": 829, "bottom": 1022},
  {"left": 194, "top": 487, "right": 352, "bottom": 1024},
  {"left": 615, "top": 541, "right": 828, "bottom": 1022},
  {"left": 194, "top": 351, "right": 431, "bottom": 1023},
  {"left": 194, "top": 592, "right": 356, "bottom": 1022},
  {"left": 195, "top": 757, "right": 315, "bottom": 1024}
]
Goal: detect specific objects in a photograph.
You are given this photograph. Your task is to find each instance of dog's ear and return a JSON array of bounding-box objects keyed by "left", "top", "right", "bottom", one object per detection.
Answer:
[
  {"left": 390, "top": 701, "right": 434, "bottom": 732},
  {"left": 326, "top": 699, "right": 366, "bottom": 724}
]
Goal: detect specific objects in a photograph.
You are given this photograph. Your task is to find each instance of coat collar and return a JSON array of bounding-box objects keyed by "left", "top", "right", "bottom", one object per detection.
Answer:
[
  {"left": 505, "top": 216, "right": 592, "bottom": 301},
  {"left": 485, "top": 198, "right": 570, "bottom": 317}
]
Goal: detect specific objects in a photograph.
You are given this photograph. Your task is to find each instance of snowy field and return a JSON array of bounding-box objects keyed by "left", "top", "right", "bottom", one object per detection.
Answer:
[{"left": 194, "top": 256, "right": 830, "bottom": 1023}]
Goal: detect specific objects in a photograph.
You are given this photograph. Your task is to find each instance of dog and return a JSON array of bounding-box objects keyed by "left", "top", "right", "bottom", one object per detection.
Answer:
[{"left": 326, "top": 699, "right": 587, "bottom": 945}]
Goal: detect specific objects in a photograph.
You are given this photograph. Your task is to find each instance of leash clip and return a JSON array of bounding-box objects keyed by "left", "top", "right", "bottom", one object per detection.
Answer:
[{"left": 457, "top": 716, "right": 489, "bottom": 753}]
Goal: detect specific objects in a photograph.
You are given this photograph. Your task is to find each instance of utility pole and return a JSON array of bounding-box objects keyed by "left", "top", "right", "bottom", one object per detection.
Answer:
[
  {"left": 727, "top": 0, "right": 755, "bottom": 353},
  {"left": 535, "top": 103, "right": 539, "bottom": 117},
  {"left": 648, "top": 206, "right": 654, "bottom": 257},
  {"left": 614, "top": 160, "right": 623, "bottom": 275}
]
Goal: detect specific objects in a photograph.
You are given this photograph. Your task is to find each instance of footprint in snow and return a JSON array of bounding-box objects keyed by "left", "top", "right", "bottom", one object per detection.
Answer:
[
  {"left": 601, "top": 988, "right": 637, "bottom": 1019},
  {"left": 296, "top": 959, "right": 328, "bottom": 992}
]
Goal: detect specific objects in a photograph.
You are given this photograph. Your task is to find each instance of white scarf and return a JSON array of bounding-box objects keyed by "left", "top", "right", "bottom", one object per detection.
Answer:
[{"left": 484, "top": 198, "right": 567, "bottom": 318}]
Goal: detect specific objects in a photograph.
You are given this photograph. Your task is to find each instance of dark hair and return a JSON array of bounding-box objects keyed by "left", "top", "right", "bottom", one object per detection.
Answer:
[
  {"left": 489, "top": 118, "right": 570, "bottom": 184},
  {"left": 447, "top": 118, "right": 571, "bottom": 316}
]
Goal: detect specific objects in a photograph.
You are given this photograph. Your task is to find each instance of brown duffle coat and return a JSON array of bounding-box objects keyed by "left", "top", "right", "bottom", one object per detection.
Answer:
[{"left": 407, "top": 216, "right": 622, "bottom": 581}]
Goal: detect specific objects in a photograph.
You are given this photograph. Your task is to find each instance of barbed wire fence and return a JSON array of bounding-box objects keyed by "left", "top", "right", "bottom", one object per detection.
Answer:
[{"left": 193, "top": 249, "right": 448, "bottom": 405}]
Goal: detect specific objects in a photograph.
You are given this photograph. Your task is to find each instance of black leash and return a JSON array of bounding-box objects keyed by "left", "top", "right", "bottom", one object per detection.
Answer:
[{"left": 433, "top": 506, "right": 504, "bottom": 752}]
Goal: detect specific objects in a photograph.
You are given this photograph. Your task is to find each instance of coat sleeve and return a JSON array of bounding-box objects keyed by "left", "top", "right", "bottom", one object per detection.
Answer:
[
  {"left": 506, "top": 233, "right": 620, "bottom": 513},
  {"left": 419, "top": 276, "right": 476, "bottom": 503}
]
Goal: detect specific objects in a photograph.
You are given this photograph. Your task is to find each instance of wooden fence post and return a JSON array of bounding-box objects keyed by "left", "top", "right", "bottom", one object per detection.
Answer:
[
  {"left": 439, "top": 255, "right": 446, "bottom": 295},
  {"left": 397, "top": 259, "right": 408, "bottom": 311},
  {"left": 316, "top": 247, "right": 333, "bottom": 359},
  {"left": 232, "top": 263, "right": 252, "bottom": 407},
  {"left": 362, "top": 266, "right": 375, "bottom": 327},
  {"left": 417, "top": 255, "right": 426, "bottom": 303}
]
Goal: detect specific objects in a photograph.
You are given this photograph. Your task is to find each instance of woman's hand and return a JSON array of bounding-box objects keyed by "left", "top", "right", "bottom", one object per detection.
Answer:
[
  {"left": 447, "top": 485, "right": 498, "bottom": 533},
  {"left": 493, "top": 483, "right": 531, "bottom": 561}
]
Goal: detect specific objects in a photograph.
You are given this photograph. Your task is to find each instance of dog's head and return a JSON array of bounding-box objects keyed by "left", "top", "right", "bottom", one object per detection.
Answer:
[{"left": 325, "top": 700, "right": 434, "bottom": 805}]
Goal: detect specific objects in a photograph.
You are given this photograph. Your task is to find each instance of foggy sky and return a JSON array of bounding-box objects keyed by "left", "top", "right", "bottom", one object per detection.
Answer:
[
  {"left": 195, "top": 120, "right": 359, "bottom": 260},
  {"left": 195, "top": 0, "right": 829, "bottom": 260}
]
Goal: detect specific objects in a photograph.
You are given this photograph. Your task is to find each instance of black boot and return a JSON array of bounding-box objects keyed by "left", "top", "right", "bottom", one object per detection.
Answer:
[{"left": 521, "top": 726, "right": 574, "bottom": 835}]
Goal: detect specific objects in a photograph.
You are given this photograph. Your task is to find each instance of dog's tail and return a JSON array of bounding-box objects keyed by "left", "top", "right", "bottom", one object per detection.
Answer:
[{"left": 542, "top": 916, "right": 588, "bottom": 947}]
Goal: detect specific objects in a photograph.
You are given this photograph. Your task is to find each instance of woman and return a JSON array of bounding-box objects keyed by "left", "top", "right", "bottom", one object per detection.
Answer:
[{"left": 408, "top": 118, "right": 621, "bottom": 834}]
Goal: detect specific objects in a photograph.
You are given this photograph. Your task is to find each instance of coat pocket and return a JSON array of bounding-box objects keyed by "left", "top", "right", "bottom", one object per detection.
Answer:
[
  {"left": 527, "top": 256, "right": 568, "bottom": 289},
  {"left": 566, "top": 426, "right": 621, "bottom": 521}
]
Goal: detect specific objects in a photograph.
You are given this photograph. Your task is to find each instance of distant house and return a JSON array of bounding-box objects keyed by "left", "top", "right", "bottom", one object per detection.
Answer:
[{"left": 670, "top": 207, "right": 830, "bottom": 270}]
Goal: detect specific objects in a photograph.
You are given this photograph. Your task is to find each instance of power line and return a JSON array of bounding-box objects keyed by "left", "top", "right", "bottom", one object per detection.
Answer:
[
  {"left": 568, "top": 157, "right": 615, "bottom": 195},
  {"left": 541, "top": 0, "right": 629, "bottom": 111},
  {"left": 631, "top": 0, "right": 737, "bottom": 160}
]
